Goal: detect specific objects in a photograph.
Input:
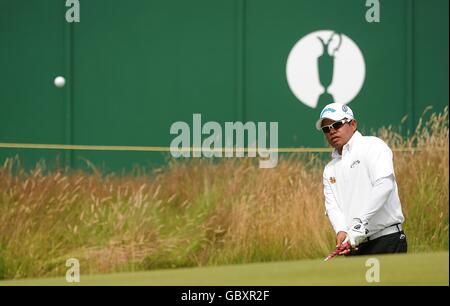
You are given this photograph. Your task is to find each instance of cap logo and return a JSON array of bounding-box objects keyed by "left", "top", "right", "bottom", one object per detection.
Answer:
[
  {"left": 320, "top": 107, "right": 336, "bottom": 118},
  {"left": 342, "top": 105, "right": 348, "bottom": 112}
]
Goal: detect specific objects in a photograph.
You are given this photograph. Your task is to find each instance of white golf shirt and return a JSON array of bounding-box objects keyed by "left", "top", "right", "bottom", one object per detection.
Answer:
[{"left": 323, "top": 131, "right": 405, "bottom": 236}]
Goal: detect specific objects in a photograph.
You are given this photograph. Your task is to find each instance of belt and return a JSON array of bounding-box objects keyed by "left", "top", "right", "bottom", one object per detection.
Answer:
[{"left": 367, "top": 223, "right": 403, "bottom": 241}]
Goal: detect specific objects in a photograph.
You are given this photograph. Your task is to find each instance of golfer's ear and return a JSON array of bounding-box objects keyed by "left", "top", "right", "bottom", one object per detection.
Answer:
[{"left": 352, "top": 119, "right": 358, "bottom": 131}]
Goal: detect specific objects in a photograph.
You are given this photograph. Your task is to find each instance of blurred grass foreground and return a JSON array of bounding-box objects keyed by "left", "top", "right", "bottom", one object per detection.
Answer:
[{"left": 0, "top": 108, "right": 448, "bottom": 280}]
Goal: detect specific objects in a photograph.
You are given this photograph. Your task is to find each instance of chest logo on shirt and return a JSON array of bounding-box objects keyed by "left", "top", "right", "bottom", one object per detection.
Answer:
[
  {"left": 350, "top": 160, "right": 361, "bottom": 168},
  {"left": 329, "top": 177, "right": 336, "bottom": 184}
]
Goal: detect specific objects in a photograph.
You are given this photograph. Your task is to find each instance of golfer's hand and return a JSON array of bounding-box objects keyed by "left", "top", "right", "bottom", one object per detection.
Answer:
[
  {"left": 336, "top": 231, "right": 347, "bottom": 247},
  {"left": 336, "top": 232, "right": 352, "bottom": 255}
]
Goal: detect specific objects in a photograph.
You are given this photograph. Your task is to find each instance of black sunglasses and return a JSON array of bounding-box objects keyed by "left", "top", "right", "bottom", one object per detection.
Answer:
[{"left": 321, "top": 119, "right": 352, "bottom": 134}]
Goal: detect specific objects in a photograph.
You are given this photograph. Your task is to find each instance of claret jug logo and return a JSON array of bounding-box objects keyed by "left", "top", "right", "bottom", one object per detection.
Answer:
[{"left": 286, "top": 30, "right": 366, "bottom": 109}]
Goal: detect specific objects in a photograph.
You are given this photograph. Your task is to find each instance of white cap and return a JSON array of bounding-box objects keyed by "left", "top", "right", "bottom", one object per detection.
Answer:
[{"left": 315, "top": 103, "right": 354, "bottom": 130}]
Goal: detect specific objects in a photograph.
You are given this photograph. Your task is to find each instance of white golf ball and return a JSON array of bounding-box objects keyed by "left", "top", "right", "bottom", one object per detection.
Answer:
[{"left": 54, "top": 76, "right": 66, "bottom": 88}]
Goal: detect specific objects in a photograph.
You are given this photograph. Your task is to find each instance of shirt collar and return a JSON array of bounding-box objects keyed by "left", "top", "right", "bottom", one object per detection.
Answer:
[{"left": 331, "top": 131, "right": 362, "bottom": 158}]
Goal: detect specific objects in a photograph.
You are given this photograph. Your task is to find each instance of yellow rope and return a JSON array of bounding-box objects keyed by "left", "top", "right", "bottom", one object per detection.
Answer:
[{"left": 0, "top": 143, "right": 427, "bottom": 153}]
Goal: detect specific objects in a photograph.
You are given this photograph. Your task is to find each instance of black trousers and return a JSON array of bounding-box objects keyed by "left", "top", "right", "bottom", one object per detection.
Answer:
[{"left": 348, "top": 231, "right": 408, "bottom": 256}]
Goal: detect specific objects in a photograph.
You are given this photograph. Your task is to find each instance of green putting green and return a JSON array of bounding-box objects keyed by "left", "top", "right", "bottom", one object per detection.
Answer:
[{"left": 1, "top": 251, "right": 448, "bottom": 286}]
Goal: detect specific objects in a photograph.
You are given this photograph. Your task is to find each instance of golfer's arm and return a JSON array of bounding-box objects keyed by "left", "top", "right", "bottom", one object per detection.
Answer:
[
  {"left": 358, "top": 175, "right": 395, "bottom": 223},
  {"left": 359, "top": 140, "right": 396, "bottom": 223},
  {"left": 323, "top": 175, "right": 347, "bottom": 234}
]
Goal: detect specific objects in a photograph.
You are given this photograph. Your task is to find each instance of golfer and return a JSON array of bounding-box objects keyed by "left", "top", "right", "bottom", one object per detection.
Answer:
[{"left": 317, "top": 102, "right": 407, "bottom": 255}]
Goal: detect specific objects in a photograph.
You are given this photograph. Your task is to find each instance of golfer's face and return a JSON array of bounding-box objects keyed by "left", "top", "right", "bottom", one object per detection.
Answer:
[{"left": 321, "top": 118, "right": 356, "bottom": 150}]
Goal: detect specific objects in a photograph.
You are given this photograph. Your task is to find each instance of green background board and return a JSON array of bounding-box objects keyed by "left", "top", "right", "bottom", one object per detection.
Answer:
[
  {"left": 0, "top": 0, "right": 66, "bottom": 169},
  {"left": 0, "top": 0, "right": 448, "bottom": 172}
]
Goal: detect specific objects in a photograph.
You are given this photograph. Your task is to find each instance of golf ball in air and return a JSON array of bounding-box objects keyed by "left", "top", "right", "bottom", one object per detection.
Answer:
[{"left": 54, "top": 76, "right": 66, "bottom": 88}]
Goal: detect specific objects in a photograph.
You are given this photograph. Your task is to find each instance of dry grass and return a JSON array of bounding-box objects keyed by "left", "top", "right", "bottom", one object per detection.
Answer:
[
  {"left": 0, "top": 108, "right": 448, "bottom": 280},
  {"left": 381, "top": 108, "right": 449, "bottom": 252}
]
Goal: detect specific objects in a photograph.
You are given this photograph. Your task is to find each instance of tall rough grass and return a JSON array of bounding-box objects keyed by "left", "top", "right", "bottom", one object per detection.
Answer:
[{"left": 0, "top": 108, "right": 448, "bottom": 280}]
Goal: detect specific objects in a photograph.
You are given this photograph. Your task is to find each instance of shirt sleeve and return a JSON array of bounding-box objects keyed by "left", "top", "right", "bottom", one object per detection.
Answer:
[
  {"left": 368, "top": 138, "right": 395, "bottom": 184},
  {"left": 323, "top": 169, "right": 347, "bottom": 234},
  {"left": 358, "top": 175, "right": 395, "bottom": 223}
]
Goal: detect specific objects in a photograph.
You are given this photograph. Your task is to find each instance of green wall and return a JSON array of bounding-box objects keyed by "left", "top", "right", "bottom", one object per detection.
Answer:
[{"left": 1, "top": 0, "right": 448, "bottom": 172}]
